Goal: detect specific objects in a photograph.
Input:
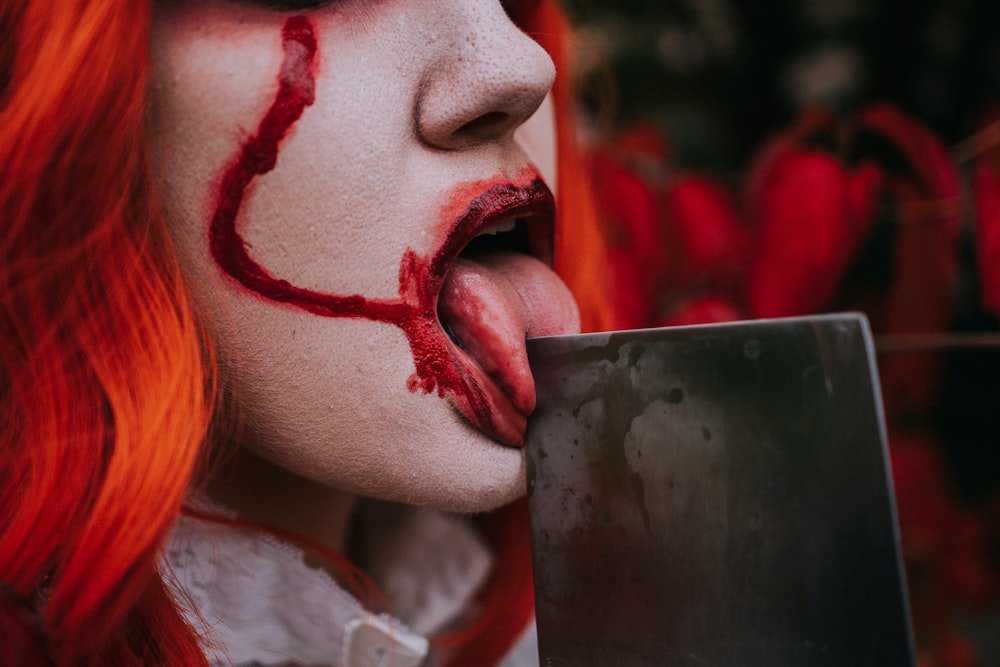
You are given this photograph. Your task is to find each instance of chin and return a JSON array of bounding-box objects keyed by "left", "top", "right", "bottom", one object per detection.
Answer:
[
  {"left": 238, "top": 376, "right": 530, "bottom": 515},
  {"left": 413, "top": 430, "right": 529, "bottom": 514},
  {"left": 386, "top": 395, "right": 532, "bottom": 513},
  {"left": 348, "top": 412, "right": 530, "bottom": 514}
]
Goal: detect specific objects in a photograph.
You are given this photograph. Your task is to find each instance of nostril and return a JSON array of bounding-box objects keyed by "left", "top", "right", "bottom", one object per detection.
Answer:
[{"left": 454, "top": 111, "right": 513, "bottom": 143}]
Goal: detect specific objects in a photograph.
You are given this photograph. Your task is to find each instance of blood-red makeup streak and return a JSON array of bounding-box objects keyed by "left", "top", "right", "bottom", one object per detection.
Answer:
[{"left": 208, "top": 16, "right": 551, "bottom": 446}]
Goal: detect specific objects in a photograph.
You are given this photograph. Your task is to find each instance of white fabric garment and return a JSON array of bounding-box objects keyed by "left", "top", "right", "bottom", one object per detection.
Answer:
[{"left": 164, "top": 503, "right": 538, "bottom": 667}]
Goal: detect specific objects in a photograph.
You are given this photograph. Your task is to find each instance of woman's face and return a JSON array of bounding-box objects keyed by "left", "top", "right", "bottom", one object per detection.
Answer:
[{"left": 148, "top": 0, "right": 579, "bottom": 511}]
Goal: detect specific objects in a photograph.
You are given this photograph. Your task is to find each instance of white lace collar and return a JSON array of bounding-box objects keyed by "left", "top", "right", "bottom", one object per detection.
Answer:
[{"left": 163, "top": 502, "right": 503, "bottom": 666}]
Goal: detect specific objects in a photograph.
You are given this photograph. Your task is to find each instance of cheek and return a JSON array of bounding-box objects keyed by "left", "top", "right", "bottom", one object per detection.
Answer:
[
  {"left": 150, "top": 16, "right": 489, "bottom": 435},
  {"left": 207, "top": 17, "right": 327, "bottom": 312},
  {"left": 225, "top": 312, "right": 417, "bottom": 446},
  {"left": 148, "top": 8, "right": 287, "bottom": 289}
]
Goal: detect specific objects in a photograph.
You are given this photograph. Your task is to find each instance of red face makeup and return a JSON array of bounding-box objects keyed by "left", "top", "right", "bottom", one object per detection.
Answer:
[
  {"left": 150, "top": 0, "right": 571, "bottom": 511},
  {"left": 209, "top": 17, "right": 568, "bottom": 446}
]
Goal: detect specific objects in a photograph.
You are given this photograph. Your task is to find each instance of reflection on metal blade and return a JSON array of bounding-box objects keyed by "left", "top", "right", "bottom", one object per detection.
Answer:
[{"left": 526, "top": 314, "right": 915, "bottom": 666}]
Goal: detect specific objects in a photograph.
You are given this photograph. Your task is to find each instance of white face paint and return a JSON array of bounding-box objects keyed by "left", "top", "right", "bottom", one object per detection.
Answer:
[{"left": 148, "top": 0, "right": 579, "bottom": 512}]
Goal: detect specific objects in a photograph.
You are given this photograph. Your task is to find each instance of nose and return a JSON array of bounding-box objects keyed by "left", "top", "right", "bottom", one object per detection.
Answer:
[{"left": 415, "top": 1, "right": 556, "bottom": 150}]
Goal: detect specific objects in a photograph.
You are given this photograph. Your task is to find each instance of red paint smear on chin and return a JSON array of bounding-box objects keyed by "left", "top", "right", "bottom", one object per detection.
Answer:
[{"left": 207, "top": 16, "right": 503, "bottom": 439}]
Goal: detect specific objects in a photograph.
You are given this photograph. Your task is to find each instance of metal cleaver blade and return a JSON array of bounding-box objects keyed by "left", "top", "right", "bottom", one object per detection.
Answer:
[{"left": 525, "top": 313, "right": 916, "bottom": 666}]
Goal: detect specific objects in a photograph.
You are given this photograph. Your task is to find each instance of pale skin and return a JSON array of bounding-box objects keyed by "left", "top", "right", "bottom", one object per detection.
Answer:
[{"left": 147, "top": 0, "right": 579, "bottom": 556}]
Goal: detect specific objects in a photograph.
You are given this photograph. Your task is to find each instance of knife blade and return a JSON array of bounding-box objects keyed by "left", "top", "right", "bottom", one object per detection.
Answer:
[{"left": 525, "top": 313, "right": 915, "bottom": 666}]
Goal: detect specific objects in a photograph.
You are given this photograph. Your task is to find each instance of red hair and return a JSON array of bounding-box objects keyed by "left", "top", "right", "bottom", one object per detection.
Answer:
[
  {"left": 1, "top": 1, "right": 213, "bottom": 664},
  {"left": 529, "top": 1, "right": 616, "bottom": 334},
  {"left": 0, "top": 1, "right": 610, "bottom": 665}
]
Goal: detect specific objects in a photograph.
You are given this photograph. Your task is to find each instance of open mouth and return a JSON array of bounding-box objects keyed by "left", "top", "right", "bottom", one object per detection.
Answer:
[
  {"left": 433, "top": 176, "right": 580, "bottom": 447},
  {"left": 458, "top": 212, "right": 539, "bottom": 258}
]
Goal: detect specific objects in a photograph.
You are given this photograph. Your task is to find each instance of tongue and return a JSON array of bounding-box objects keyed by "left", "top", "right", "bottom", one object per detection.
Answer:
[{"left": 439, "top": 251, "right": 581, "bottom": 417}]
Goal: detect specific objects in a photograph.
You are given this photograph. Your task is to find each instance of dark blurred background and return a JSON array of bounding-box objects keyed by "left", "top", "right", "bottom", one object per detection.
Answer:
[{"left": 565, "top": 0, "right": 1000, "bottom": 174}]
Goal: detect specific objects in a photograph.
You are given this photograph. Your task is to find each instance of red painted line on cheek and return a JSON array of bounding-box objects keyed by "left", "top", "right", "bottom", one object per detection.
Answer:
[{"left": 207, "top": 16, "right": 493, "bottom": 429}]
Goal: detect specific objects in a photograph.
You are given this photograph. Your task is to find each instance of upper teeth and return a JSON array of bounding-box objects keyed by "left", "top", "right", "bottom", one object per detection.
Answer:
[{"left": 477, "top": 217, "right": 518, "bottom": 237}]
